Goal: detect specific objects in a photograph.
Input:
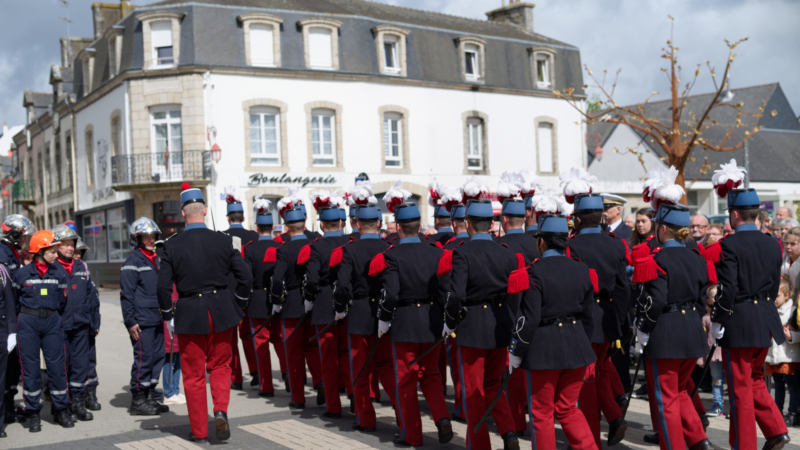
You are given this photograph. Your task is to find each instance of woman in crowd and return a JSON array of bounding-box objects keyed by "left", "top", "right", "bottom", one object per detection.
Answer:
[
  {"left": 629, "top": 208, "right": 656, "bottom": 247},
  {"left": 705, "top": 224, "right": 724, "bottom": 245},
  {"left": 782, "top": 228, "right": 800, "bottom": 302}
]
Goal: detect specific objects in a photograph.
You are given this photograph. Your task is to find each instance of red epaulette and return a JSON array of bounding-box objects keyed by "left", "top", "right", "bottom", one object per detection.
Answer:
[
  {"left": 445, "top": 236, "right": 456, "bottom": 245},
  {"left": 507, "top": 253, "right": 530, "bottom": 294},
  {"left": 274, "top": 234, "right": 284, "bottom": 244},
  {"left": 701, "top": 241, "right": 723, "bottom": 263},
  {"left": 645, "top": 235, "right": 654, "bottom": 241},
  {"left": 263, "top": 247, "right": 278, "bottom": 263},
  {"left": 329, "top": 237, "right": 357, "bottom": 267},
  {"left": 589, "top": 268, "right": 599, "bottom": 293},
  {"left": 607, "top": 231, "right": 618, "bottom": 239},
  {"left": 620, "top": 238, "right": 631, "bottom": 265},
  {"left": 631, "top": 242, "right": 651, "bottom": 263},
  {"left": 434, "top": 242, "right": 444, "bottom": 249},
  {"left": 632, "top": 255, "right": 666, "bottom": 283},
  {"left": 297, "top": 244, "right": 311, "bottom": 265},
  {"left": 369, "top": 244, "right": 394, "bottom": 277},
  {"left": 437, "top": 241, "right": 465, "bottom": 276},
  {"left": 241, "top": 240, "right": 254, "bottom": 258}
]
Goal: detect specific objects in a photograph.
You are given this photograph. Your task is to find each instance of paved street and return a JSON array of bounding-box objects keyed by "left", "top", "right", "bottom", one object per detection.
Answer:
[{"left": 2, "top": 289, "right": 799, "bottom": 449}]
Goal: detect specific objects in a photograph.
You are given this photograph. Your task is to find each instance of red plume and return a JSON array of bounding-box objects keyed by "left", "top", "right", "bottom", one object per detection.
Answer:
[
  {"left": 181, "top": 182, "right": 190, "bottom": 190},
  {"left": 507, "top": 253, "right": 530, "bottom": 294}
]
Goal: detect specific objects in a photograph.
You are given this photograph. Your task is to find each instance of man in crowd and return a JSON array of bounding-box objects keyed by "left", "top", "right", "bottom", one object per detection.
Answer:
[
  {"left": 690, "top": 215, "right": 710, "bottom": 244},
  {"left": 776, "top": 206, "right": 792, "bottom": 220},
  {"left": 600, "top": 193, "right": 631, "bottom": 240}
]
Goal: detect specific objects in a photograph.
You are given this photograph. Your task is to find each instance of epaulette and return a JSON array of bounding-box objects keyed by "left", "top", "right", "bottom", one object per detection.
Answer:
[
  {"left": 297, "top": 243, "right": 312, "bottom": 265},
  {"left": 445, "top": 236, "right": 456, "bottom": 245},
  {"left": 436, "top": 241, "right": 465, "bottom": 276},
  {"left": 620, "top": 238, "right": 631, "bottom": 265},
  {"left": 631, "top": 242, "right": 652, "bottom": 262},
  {"left": 632, "top": 255, "right": 666, "bottom": 283},
  {"left": 701, "top": 241, "right": 723, "bottom": 263},
  {"left": 589, "top": 268, "right": 599, "bottom": 293},
  {"left": 434, "top": 242, "right": 444, "bottom": 249},
  {"left": 274, "top": 234, "right": 284, "bottom": 244},
  {"left": 329, "top": 237, "right": 357, "bottom": 267},
  {"left": 607, "top": 231, "right": 618, "bottom": 239},
  {"left": 507, "top": 253, "right": 530, "bottom": 294},
  {"left": 368, "top": 244, "right": 394, "bottom": 277},
  {"left": 240, "top": 239, "right": 254, "bottom": 258},
  {"left": 263, "top": 246, "right": 278, "bottom": 263}
]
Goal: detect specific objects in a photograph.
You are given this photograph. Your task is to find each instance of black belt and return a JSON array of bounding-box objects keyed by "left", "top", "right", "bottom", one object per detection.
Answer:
[
  {"left": 179, "top": 286, "right": 226, "bottom": 298},
  {"left": 397, "top": 298, "right": 433, "bottom": 308},
  {"left": 464, "top": 295, "right": 505, "bottom": 308},
  {"left": 735, "top": 292, "right": 767, "bottom": 304},
  {"left": 20, "top": 306, "right": 57, "bottom": 318},
  {"left": 539, "top": 315, "right": 576, "bottom": 327},
  {"left": 353, "top": 296, "right": 378, "bottom": 302},
  {"left": 662, "top": 301, "right": 697, "bottom": 314},
  {"left": 252, "top": 285, "right": 267, "bottom": 290}
]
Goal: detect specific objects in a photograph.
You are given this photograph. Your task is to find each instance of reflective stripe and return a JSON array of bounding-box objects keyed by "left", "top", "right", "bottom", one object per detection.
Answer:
[
  {"left": 50, "top": 389, "right": 68, "bottom": 395},
  {"left": 150, "top": 379, "right": 159, "bottom": 384},
  {"left": 58, "top": 284, "right": 68, "bottom": 289},
  {"left": 73, "top": 272, "right": 88, "bottom": 277},
  {"left": 24, "top": 390, "right": 41, "bottom": 396},
  {"left": 139, "top": 381, "right": 151, "bottom": 387},
  {"left": 70, "top": 380, "right": 89, "bottom": 387},
  {"left": 121, "top": 265, "right": 152, "bottom": 272},
  {"left": 88, "top": 377, "right": 98, "bottom": 383},
  {"left": 24, "top": 279, "right": 60, "bottom": 285}
]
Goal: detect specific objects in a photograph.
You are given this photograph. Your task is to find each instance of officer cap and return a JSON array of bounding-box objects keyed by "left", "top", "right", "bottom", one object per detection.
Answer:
[
  {"left": 283, "top": 207, "right": 305, "bottom": 223},
  {"left": 501, "top": 199, "right": 526, "bottom": 217},
  {"left": 653, "top": 203, "right": 690, "bottom": 227},
  {"left": 319, "top": 206, "right": 340, "bottom": 222},
  {"left": 726, "top": 188, "right": 760, "bottom": 210},
  {"left": 180, "top": 183, "right": 205, "bottom": 207}
]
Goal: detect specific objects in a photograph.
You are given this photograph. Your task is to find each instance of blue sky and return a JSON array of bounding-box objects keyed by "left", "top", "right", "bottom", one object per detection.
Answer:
[{"left": 1, "top": 0, "right": 797, "bottom": 129}]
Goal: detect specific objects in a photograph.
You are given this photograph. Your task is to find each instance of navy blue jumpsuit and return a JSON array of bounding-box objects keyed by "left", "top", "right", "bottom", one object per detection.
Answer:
[{"left": 0, "top": 242, "right": 21, "bottom": 422}]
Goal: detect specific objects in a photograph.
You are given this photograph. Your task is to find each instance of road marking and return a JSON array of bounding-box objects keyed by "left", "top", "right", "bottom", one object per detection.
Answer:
[
  {"left": 241, "top": 419, "right": 376, "bottom": 449},
  {"left": 114, "top": 436, "right": 207, "bottom": 450}
]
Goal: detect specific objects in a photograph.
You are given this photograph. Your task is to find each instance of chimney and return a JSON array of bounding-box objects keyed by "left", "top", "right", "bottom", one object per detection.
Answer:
[
  {"left": 50, "top": 65, "right": 64, "bottom": 101},
  {"left": 486, "top": 1, "right": 535, "bottom": 34}
]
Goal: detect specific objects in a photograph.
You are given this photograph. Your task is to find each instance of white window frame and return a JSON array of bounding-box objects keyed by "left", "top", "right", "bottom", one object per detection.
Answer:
[
  {"left": 238, "top": 13, "right": 283, "bottom": 68},
  {"left": 137, "top": 11, "right": 184, "bottom": 71},
  {"left": 151, "top": 21, "right": 175, "bottom": 68},
  {"left": 298, "top": 18, "right": 342, "bottom": 71},
  {"left": 249, "top": 106, "right": 281, "bottom": 166},
  {"left": 465, "top": 44, "right": 479, "bottom": 81},
  {"left": 150, "top": 106, "right": 183, "bottom": 180},
  {"left": 529, "top": 47, "right": 557, "bottom": 90},
  {"left": 372, "top": 25, "right": 410, "bottom": 77},
  {"left": 78, "top": 48, "right": 95, "bottom": 95},
  {"left": 534, "top": 116, "right": 559, "bottom": 176},
  {"left": 311, "top": 109, "right": 336, "bottom": 167},
  {"left": 455, "top": 36, "right": 486, "bottom": 84},
  {"left": 536, "top": 55, "right": 550, "bottom": 88},
  {"left": 104, "top": 25, "right": 125, "bottom": 77},
  {"left": 383, "top": 35, "right": 400, "bottom": 74},
  {"left": 383, "top": 112, "right": 403, "bottom": 168},
  {"left": 466, "top": 118, "right": 483, "bottom": 170}
]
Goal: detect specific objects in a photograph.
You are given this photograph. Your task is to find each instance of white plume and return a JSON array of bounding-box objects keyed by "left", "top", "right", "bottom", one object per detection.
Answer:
[
  {"left": 531, "top": 189, "right": 563, "bottom": 215},
  {"left": 642, "top": 167, "right": 668, "bottom": 202},
  {"left": 711, "top": 158, "right": 746, "bottom": 198},
  {"left": 351, "top": 180, "right": 375, "bottom": 205},
  {"left": 462, "top": 176, "right": 488, "bottom": 200},
  {"left": 368, "top": 195, "right": 378, "bottom": 204},
  {"left": 278, "top": 187, "right": 303, "bottom": 213},
  {"left": 517, "top": 170, "right": 543, "bottom": 197},
  {"left": 441, "top": 188, "right": 463, "bottom": 211},
  {"left": 651, "top": 166, "right": 685, "bottom": 209},
  {"left": 330, "top": 189, "right": 345, "bottom": 208},
  {"left": 253, "top": 198, "right": 272, "bottom": 215},
  {"left": 222, "top": 185, "right": 242, "bottom": 204},
  {"left": 310, "top": 189, "right": 332, "bottom": 211},
  {"left": 383, "top": 180, "right": 411, "bottom": 213},
  {"left": 496, "top": 172, "right": 521, "bottom": 202},
  {"left": 428, "top": 178, "right": 448, "bottom": 207},
  {"left": 559, "top": 167, "right": 596, "bottom": 203}
]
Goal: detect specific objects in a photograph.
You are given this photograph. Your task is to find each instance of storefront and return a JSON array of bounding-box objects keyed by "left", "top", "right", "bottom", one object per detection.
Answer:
[{"left": 75, "top": 199, "right": 135, "bottom": 287}]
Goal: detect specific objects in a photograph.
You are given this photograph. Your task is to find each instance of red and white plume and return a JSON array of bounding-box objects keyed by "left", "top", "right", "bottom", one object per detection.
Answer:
[
  {"left": 462, "top": 176, "right": 489, "bottom": 201},
  {"left": 351, "top": 180, "right": 375, "bottom": 205},
  {"left": 496, "top": 172, "right": 522, "bottom": 204},
  {"left": 383, "top": 180, "right": 411, "bottom": 213},
  {"left": 559, "top": 167, "right": 596, "bottom": 204},
  {"left": 278, "top": 187, "right": 303, "bottom": 218},
  {"left": 330, "top": 190, "right": 345, "bottom": 208},
  {"left": 441, "top": 188, "right": 463, "bottom": 212},
  {"left": 223, "top": 185, "right": 243, "bottom": 204},
  {"left": 650, "top": 166, "right": 685, "bottom": 210},
  {"left": 428, "top": 178, "right": 447, "bottom": 207},
  {"left": 642, "top": 167, "right": 668, "bottom": 203},
  {"left": 531, "top": 189, "right": 564, "bottom": 222},
  {"left": 711, "top": 159, "right": 746, "bottom": 198},
  {"left": 253, "top": 198, "right": 272, "bottom": 215},
  {"left": 310, "top": 189, "right": 333, "bottom": 212},
  {"left": 516, "top": 170, "right": 543, "bottom": 198}
]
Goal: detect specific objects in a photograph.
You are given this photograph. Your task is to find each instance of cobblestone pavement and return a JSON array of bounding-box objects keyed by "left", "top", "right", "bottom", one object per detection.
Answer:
[{"left": 3, "top": 290, "right": 799, "bottom": 449}]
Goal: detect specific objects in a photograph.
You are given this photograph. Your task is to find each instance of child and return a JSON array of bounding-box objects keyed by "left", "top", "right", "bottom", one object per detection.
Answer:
[
  {"left": 766, "top": 277, "right": 800, "bottom": 426},
  {"left": 701, "top": 302, "right": 725, "bottom": 417}
]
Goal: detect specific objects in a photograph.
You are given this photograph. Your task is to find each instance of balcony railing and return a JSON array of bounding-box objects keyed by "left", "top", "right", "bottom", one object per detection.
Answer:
[
  {"left": 11, "top": 179, "right": 36, "bottom": 204},
  {"left": 111, "top": 150, "right": 211, "bottom": 187}
]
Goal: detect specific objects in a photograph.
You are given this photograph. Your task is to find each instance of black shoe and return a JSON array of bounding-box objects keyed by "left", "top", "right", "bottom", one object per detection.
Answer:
[
  {"left": 67, "top": 406, "right": 78, "bottom": 422},
  {"left": 283, "top": 373, "right": 290, "bottom": 393},
  {"left": 515, "top": 430, "right": 525, "bottom": 437},
  {"left": 436, "top": 418, "right": 453, "bottom": 444},
  {"left": 214, "top": 411, "right": 230, "bottom": 441},
  {"left": 785, "top": 413, "right": 796, "bottom": 428},
  {"left": 72, "top": 397, "right": 94, "bottom": 421},
  {"left": 231, "top": 382, "right": 243, "bottom": 391},
  {"left": 55, "top": 409, "right": 75, "bottom": 428},
  {"left": 288, "top": 401, "right": 305, "bottom": 409},
  {"left": 451, "top": 414, "right": 467, "bottom": 423},
  {"left": 147, "top": 390, "right": 169, "bottom": 413},
  {"left": 352, "top": 422, "right": 376, "bottom": 432},
  {"left": 28, "top": 413, "right": 41, "bottom": 433},
  {"left": 632, "top": 385, "right": 648, "bottom": 399},
  {"left": 763, "top": 433, "right": 791, "bottom": 450},
  {"left": 323, "top": 411, "right": 342, "bottom": 419},
  {"left": 502, "top": 431, "right": 520, "bottom": 450},
  {"left": 690, "top": 439, "right": 713, "bottom": 450},
  {"left": 130, "top": 394, "right": 159, "bottom": 416},
  {"left": 607, "top": 418, "right": 627, "bottom": 446},
  {"left": 86, "top": 389, "right": 101, "bottom": 411},
  {"left": 188, "top": 432, "right": 208, "bottom": 443},
  {"left": 250, "top": 373, "right": 259, "bottom": 387},
  {"left": 349, "top": 394, "right": 355, "bottom": 413},
  {"left": 644, "top": 432, "right": 659, "bottom": 444},
  {"left": 615, "top": 394, "right": 629, "bottom": 415},
  {"left": 699, "top": 413, "right": 709, "bottom": 431},
  {"left": 258, "top": 391, "right": 275, "bottom": 397},
  {"left": 316, "top": 382, "right": 326, "bottom": 406},
  {"left": 339, "top": 387, "right": 347, "bottom": 394},
  {"left": 393, "top": 435, "right": 412, "bottom": 446}
]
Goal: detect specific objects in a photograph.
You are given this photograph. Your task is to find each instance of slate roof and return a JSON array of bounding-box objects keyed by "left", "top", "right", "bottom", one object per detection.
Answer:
[{"left": 25, "top": 91, "right": 54, "bottom": 118}]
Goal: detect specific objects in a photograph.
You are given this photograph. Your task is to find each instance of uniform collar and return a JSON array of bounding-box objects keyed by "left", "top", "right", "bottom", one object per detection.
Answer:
[
  {"left": 470, "top": 233, "right": 493, "bottom": 241},
  {"left": 290, "top": 234, "right": 308, "bottom": 241},
  {"left": 736, "top": 224, "right": 758, "bottom": 232},
  {"left": 662, "top": 240, "right": 685, "bottom": 248},
  {"left": 526, "top": 225, "right": 538, "bottom": 232},
  {"left": 324, "top": 231, "right": 344, "bottom": 238},
  {"left": 456, "top": 232, "right": 469, "bottom": 238},
  {"left": 258, "top": 235, "right": 273, "bottom": 241},
  {"left": 228, "top": 224, "right": 244, "bottom": 229},
  {"left": 578, "top": 226, "right": 602, "bottom": 235},
  {"left": 437, "top": 227, "right": 453, "bottom": 233},
  {"left": 607, "top": 219, "right": 622, "bottom": 232},
  {"left": 399, "top": 237, "right": 421, "bottom": 244},
  {"left": 543, "top": 249, "right": 565, "bottom": 258},
  {"left": 505, "top": 228, "right": 524, "bottom": 235},
  {"left": 185, "top": 223, "right": 207, "bottom": 230},
  {"left": 361, "top": 233, "right": 380, "bottom": 239}
]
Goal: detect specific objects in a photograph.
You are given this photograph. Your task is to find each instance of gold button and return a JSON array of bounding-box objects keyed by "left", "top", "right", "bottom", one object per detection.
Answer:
[
  {"left": 214, "top": 290, "right": 217, "bottom": 294},
  {"left": 681, "top": 310, "right": 685, "bottom": 314},
  {"left": 371, "top": 299, "right": 375, "bottom": 302},
  {"left": 483, "top": 305, "right": 488, "bottom": 309},
  {"left": 754, "top": 301, "right": 758, "bottom": 305},
  {"left": 199, "top": 294, "right": 202, "bottom": 297},
  {"left": 558, "top": 323, "right": 563, "bottom": 327},
  {"left": 693, "top": 307, "right": 696, "bottom": 311},
  {"left": 417, "top": 303, "right": 420, "bottom": 308},
  {"left": 609, "top": 298, "right": 612, "bottom": 302},
  {"left": 572, "top": 321, "right": 576, "bottom": 324},
  {"left": 430, "top": 302, "right": 433, "bottom": 305},
  {"left": 596, "top": 300, "right": 600, "bottom": 303},
  {"left": 499, "top": 303, "right": 502, "bottom": 307}
]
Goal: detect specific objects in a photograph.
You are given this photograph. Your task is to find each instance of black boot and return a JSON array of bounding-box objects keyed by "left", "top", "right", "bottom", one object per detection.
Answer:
[
  {"left": 72, "top": 397, "right": 94, "bottom": 421},
  {"left": 28, "top": 413, "right": 41, "bottom": 433},
  {"left": 436, "top": 418, "right": 453, "bottom": 444},
  {"left": 699, "top": 413, "right": 709, "bottom": 431},
  {"left": 288, "top": 401, "right": 305, "bottom": 409},
  {"left": 147, "top": 390, "right": 169, "bottom": 413},
  {"left": 188, "top": 432, "right": 208, "bottom": 443},
  {"left": 54, "top": 409, "right": 75, "bottom": 428},
  {"left": 130, "top": 394, "right": 159, "bottom": 416},
  {"left": 502, "top": 431, "right": 520, "bottom": 450},
  {"left": 352, "top": 422, "right": 376, "bottom": 432},
  {"left": 214, "top": 410, "right": 231, "bottom": 441},
  {"left": 283, "top": 373, "right": 290, "bottom": 393},
  {"left": 690, "top": 439, "right": 713, "bottom": 450},
  {"left": 643, "top": 432, "right": 659, "bottom": 444},
  {"left": 607, "top": 417, "right": 627, "bottom": 446},
  {"left": 785, "top": 413, "right": 796, "bottom": 428},
  {"left": 763, "top": 433, "right": 791, "bottom": 450},
  {"left": 615, "top": 394, "right": 629, "bottom": 415},
  {"left": 51, "top": 404, "right": 76, "bottom": 422},
  {"left": 316, "top": 382, "right": 326, "bottom": 406},
  {"left": 349, "top": 394, "right": 355, "bottom": 414},
  {"left": 85, "top": 389, "right": 101, "bottom": 411},
  {"left": 250, "top": 372, "right": 259, "bottom": 387},
  {"left": 231, "top": 382, "right": 243, "bottom": 390}
]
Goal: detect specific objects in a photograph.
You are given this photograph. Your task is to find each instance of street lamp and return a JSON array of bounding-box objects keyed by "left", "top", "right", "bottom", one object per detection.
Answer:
[
  {"left": 586, "top": 133, "right": 603, "bottom": 162},
  {"left": 210, "top": 143, "right": 222, "bottom": 164}
]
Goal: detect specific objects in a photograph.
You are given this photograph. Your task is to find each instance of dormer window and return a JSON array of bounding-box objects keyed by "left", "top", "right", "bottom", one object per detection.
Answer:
[
  {"left": 372, "top": 25, "right": 410, "bottom": 77},
  {"left": 529, "top": 47, "right": 556, "bottom": 90},
  {"left": 298, "top": 18, "right": 342, "bottom": 71},
  {"left": 536, "top": 55, "right": 550, "bottom": 88},
  {"left": 152, "top": 22, "right": 174, "bottom": 67},
  {"left": 455, "top": 36, "right": 486, "bottom": 84},
  {"left": 238, "top": 13, "right": 284, "bottom": 68},
  {"left": 137, "top": 11, "right": 184, "bottom": 70},
  {"left": 384, "top": 35, "right": 399, "bottom": 73},
  {"left": 465, "top": 45, "right": 479, "bottom": 81}
]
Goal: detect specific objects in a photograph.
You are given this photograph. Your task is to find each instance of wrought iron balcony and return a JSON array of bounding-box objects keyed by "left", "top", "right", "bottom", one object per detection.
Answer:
[
  {"left": 111, "top": 150, "right": 211, "bottom": 190},
  {"left": 11, "top": 179, "right": 36, "bottom": 204}
]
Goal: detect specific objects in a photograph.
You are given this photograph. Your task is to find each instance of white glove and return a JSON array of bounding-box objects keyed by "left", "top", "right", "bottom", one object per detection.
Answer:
[
  {"left": 7, "top": 333, "right": 16, "bottom": 353},
  {"left": 442, "top": 323, "right": 456, "bottom": 338},
  {"left": 711, "top": 322, "right": 725, "bottom": 345},
  {"left": 508, "top": 354, "right": 522, "bottom": 374},
  {"left": 378, "top": 320, "right": 391, "bottom": 338},
  {"left": 304, "top": 300, "right": 314, "bottom": 313},
  {"left": 167, "top": 319, "right": 175, "bottom": 339},
  {"left": 335, "top": 311, "right": 347, "bottom": 321},
  {"left": 636, "top": 329, "right": 650, "bottom": 354},
  {"left": 272, "top": 304, "right": 282, "bottom": 315}
]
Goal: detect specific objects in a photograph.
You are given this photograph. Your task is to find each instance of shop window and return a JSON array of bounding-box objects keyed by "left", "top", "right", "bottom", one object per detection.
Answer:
[
  {"left": 107, "top": 207, "right": 129, "bottom": 262},
  {"left": 82, "top": 212, "right": 107, "bottom": 262}
]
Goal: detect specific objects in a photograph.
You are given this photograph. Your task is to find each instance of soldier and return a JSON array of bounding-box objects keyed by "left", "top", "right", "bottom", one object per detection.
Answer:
[
  {"left": 447, "top": 204, "right": 469, "bottom": 248},
  {"left": 157, "top": 184, "right": 253, "bottom": 442},
  {"left": 516, "top": 170, "right": 543, "bottom": 237},
  {"left": 120, "top": 217, "right": 167, "bottom": 416},
  {"left": 51, "top": 225, "right": 97, "bottom": 422},
  {"left": 443, "top": 198, "right": 522, "bottom": 450},
  {"left": 1, "top": 215, "right": 35, "bottom": 426},
  {"left": 633, "top": 203, "right": 713, "bottom": 450},
  {"left": 374, "top": 201, "right": 452, "bottom": 447},
  {"left": 560, "top": 167, "right": 630, "bottom": 448},
  {"left": 241, "top": 199, "right": 288, "bottom": 396},
  {"left": 601, "top": 193, "right": 632, "bottom": 240},
  {"left": 705, "top": 160, "right": 790, "bottom": 450},
  {"left": 428, "top": 205, "right": 455, "bottom": 245},
  {"left": 271, "top": 205, "right": 323, "bottom": 409},
  {"left": 13, "top": 230, "right": 72, "bottom": 431},
  {"left": 305, "top": 192, "right": 352, "bottom": 418},
  {"left": 524, "top": 195, "right": 538, "bottom": 236},
  {"left": 276, "top": 189, "right": 322, "bottom": 243},
  {"left": 222, "top": 186, "right": 259, "bottom": 391},
  {"left": 509, "top": 214, "right": 597, "bottom": 450},
  {"left": 73, "top": 238, "right": 101, "bottom": 411}
]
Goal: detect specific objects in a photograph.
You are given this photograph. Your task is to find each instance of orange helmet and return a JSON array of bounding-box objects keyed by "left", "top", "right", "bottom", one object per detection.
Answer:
[{"left": 29, "top": 230, "right": 61, "bottom": 254}]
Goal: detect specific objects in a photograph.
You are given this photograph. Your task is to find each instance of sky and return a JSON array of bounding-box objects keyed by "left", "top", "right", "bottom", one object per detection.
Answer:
[{"left": 1, "top": 0, "right": 798, "bottom": 131}]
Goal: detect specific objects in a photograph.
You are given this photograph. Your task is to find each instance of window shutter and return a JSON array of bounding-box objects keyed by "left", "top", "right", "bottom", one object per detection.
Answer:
[
  {"left": 309, "top": 28, "right": 332, "bottom": 68},
  {"left": 250, "top": 24, "right": 273, "bottom": 66},
  {"left": 538, "top": 123, "right": 554, "bottom": 173}
]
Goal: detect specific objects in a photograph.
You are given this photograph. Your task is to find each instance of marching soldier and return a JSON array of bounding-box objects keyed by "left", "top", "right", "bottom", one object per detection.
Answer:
[
  {"left": 241, "top": 199, "right": 288, "bottom": 396},
  {"left": 705, "top": 160, "right": 790, "bottom": 450},
  {"left": 13, "top": 230, "right": 72, "bottom": 431},
  {"left": 157, "top": 185, "right": 253, "bottom": 442},
  {"left": 121, "top": 217, "right": 168, "bottom": 416},
  {"left": 509, "top": 214, "right": 597, "bottom": 450},
  {"left": 347, "top": 205, "right": 360, "bottom": 239},
  {"left": 73, "top": 238, "right": 101, "bottom": 411},
  {"left": 428, "top": 205, "right": 455, "bottom": 245},
  {"left": 335, "top": 203, "right": 398, "bottom": 432},
  {"left": 375, "top": 201, "right": 453, "bottom": 447},
  {"left": 271, "top": 205, "right": 323, "bottom": 409},
  {"left": 446, "top": 204, "right": 469, "bottom": 249},
  {"left": 443, "top": 199, "right": 522, "bottom": 450},
  {"left": 222, "top": 186, "right": 259, "bottom": 390},
  {"left": 276, "top": 192, "right": 322, "bottom": 242},
  {"left": 51, "top": 225, "right": 97, "bottom": 421},
  {"left": 633, "top": 203, "right": 712, "bottom": 450},
  {"left": 305, "top": 195, "right": 352, "bottom": 418}
]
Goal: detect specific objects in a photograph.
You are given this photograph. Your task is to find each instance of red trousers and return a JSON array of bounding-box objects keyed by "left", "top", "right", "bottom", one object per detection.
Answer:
[
  {"left": 526, "top": 367, "right": 597, "bottom": 450},
  {"left": 392, "top": 341, "right": 450, "bottom": 446},
  {"left": 645, "top": 358, "right": 707, "bottom": 450},
  {"left": 579, "top": 342, "right": 623, "bottom": 449},
  {"left": 445, "top": 337, "right": 465, "bottom": 421},
  {"left": 248, "top": 317, "right": 287, "bottom": 393},
  {"left": 604, "top": 357, "right": 625, "bottom": 398},
  {"left": 648, "top": 373, "right": 708, "bottom": 434},
  {"left": 722, "top": 347, "right": 787, "bottom": 449},
  {"left": 230, "top": 311, "right": 258, "bottom": 384},
  {"left": 349, "top": 334, "right": 399, "bottom": 428},
  {"left": 458, "top": 346, "right": 515, "bottom": 450},
  {"left": 177, "top": 316, "right": 233, "bottom": 439},
  {"left": 507, "top": 367, "right": 528, "bottom": 432},
  {"left": 369, "top": 372, "right": 380, "bottom": 400},
  {"left": 281, "top": 316, "right": 323, "bottom": 404},
  {"left": 316, "top": 321, "right": 353, "bottom": 414}
]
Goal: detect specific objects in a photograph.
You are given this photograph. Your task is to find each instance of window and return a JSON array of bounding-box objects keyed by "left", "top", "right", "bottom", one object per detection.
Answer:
[
  {"left": 152, "top": 109, "right": 182, "bottom": 155},
  {"left": 383, "top": 35, "right": 400, "bottom": 73},
  {"left": 466, "top": 118, "right": 483, "bottom": 169},
  {"left": 537, "top": 55, "right": 550, "bottom": 88},
  {"left": 37, "top": 152, "right": 43, "bottom": 197},
  {"left": 78, "top": 48, "right": 95, "bottom": 95},
  {"left": 529, "top": 47, "right": 556, "bottom": 90},
  {"left": 309, "top": 28, "right": 333, "bottom": 69},
  {"left": 311, "top": 109, "right": 335, "bottom": 166},
  {"left": 249, "top": 107, "right": 281, "bottom": 166},
  {"left": 82, "top": 212, "right": 106, "bottom": 262},
  {"left": 538, "top": 123, "right": 553, "bottom": 173},
  {"left": 65, "top": 135, "right": 73, "bottom": 188},
  {"left": 455, "top": 36, "right": 486, "bottom": 83},
  {"left": 687, "top": 190, "right": 699, "bottom": 216},
  {"left": 151, "top": 21, "right": 174, "bottom": 67},
  {"left": 465, "top": 44, "right": 479, "bottom": 81},
  {"left": 239, "top": 13, "right": 284, "bottom": 68},
  {"left": 111, "top": 115, "right": 122, "bottom": 157},
  {"left": 107, "top": 207, "right": 129, "bottom": 262},
  {"left": 384, "top": 112, "right": 402, "bottom": 167},
  {"left": 372, "top": 25, "right": 410, "bottom": 77},
  {"left": 85, "top": 128, "right": 94, "bottom": 186},
  {"left": 250, "top": 24, "right": 274, "bottom": 67}
]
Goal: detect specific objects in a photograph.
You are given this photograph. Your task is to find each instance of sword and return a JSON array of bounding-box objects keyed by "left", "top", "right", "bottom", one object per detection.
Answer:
[
  {"left": 168, "top": 335, "right": 175, "bottom": 385},
  {"left": 353, "top": 334, "right": 384, "bottom": 386},
  {"left": 309, "top": 318, "right": 338, "bottom": 342},
  {"left": 252, "top": 314, "right": 274, "bottom": 337},
  {"left": 409, "top": 334, "right": 449, "bottom": 367},
  {"left": 622, "top": 353, "right": 644, "bottom": 422},
  {"left": 473, "top": 370, "right": 513, "bottom": 433},
  {"left": 690, "top": 344, "right": 717, "bottom": 399},
  {"left": 606, "top": 334, "right": 634, "bottom": 360},
  {"left": 285, "top": 311, "right": 308, "bottom": 343}
]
